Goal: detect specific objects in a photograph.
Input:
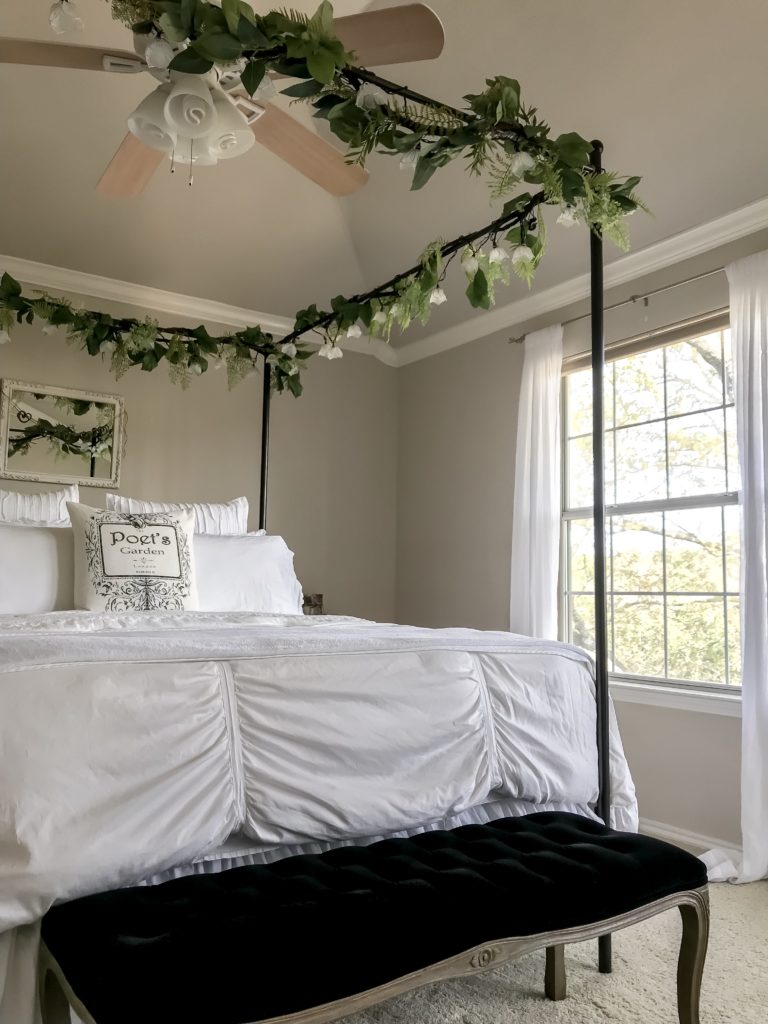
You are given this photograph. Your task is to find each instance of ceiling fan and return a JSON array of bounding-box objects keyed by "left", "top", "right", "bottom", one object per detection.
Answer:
[{"left": 0, "top": 3, "right": 444, "bottom": 198}]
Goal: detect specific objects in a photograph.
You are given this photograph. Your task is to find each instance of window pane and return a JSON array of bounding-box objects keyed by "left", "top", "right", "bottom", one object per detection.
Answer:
[
  {"left": 612, "top": 513, "right": 663, "bottom": 592},
  {"left": 561, "top": 326, "right": 741, "bottom": 690},
  {"left": 726, "top": 404, "right": 740, "bottom": 492},
  {"left": 614, "top": 421, "right": 666, "bottom": 503},
  {"left": 665, "top": 507, "right": 724, "bottom": 593},
  {"left": 567, "top": 365, "right": 614, "bottom": 436},
  {"left": 727, "top": 597, "right": 741, "bottom": 686},
  {"left": 567, "top": 432, "right": 615, "bottom": 508},
  {"left": 568, "top": 518, "right": 594, "bottom": 591},
  {"left": 667, "top": 596, "right": 725, "bottom": 683},
  {"left": 613, "top": 348, "right": 665, "bottom": 427},
  {"left": 667, "top": 409, "right": 726, "bottom": 497},
  {"left": 665, "top": 332, "right": 724, "bottom": 416},
  {"left": 724, "top": 504, "right": 740, "bottom": 593},
  {"left": 570, "top": 594, "right": 595, "bottom": 654},
  {"left": 613, "top": 595, "right": 665, "bottom": 676}
]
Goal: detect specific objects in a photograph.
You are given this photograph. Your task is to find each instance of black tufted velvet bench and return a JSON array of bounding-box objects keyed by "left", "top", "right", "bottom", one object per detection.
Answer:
[{"left": 39, "top": 812, "right": 709, "bottom": 1024}]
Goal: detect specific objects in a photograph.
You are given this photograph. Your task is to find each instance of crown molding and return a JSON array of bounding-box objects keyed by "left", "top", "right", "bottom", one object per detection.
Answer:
[
  {"left": 0, "top": 254, "right": 399, "bottom": 367},
  {"left": 396, "top": 195, "right": 768, "bottom": 367}
]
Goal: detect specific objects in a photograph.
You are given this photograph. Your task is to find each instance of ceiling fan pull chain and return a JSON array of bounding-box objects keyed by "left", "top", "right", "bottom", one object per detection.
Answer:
[
  {"left": 170, "top": 147, "right": 176, "bottom": 175},
  {"left": 189, "top": 139, "right": 194, "bottom": 188}
]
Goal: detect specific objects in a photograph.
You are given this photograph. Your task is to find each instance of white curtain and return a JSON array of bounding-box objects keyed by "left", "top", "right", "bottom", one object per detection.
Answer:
[
  {"left": 704, "top": 250, "right": 768, "bottom": 883},
  {"left": 509, "top": 324, "right": 564, "bottom": 639}
]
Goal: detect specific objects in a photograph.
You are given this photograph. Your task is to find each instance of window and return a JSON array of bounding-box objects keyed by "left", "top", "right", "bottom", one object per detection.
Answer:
[{"left": 561, "top": 324, "right": 741, "bottom": 688}]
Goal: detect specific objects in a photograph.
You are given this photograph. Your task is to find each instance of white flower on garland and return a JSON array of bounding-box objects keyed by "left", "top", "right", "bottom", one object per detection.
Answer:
[
  {"left": 508, "top": 151, "right": 536, "bottom": 178},
  {"left": 286, "top": 363, "right": 299, "bottom": 376},
  {"left": 346, "top": 324, "right": 362, "bottom": 338},
  {"left": 144, "top": 38, "right": 176, "bottom": 71},
  {"left": 399, "top": 149, "right": 420, "bottom": 172},
  {"left": 429, "top": 287, "right": 447, "bottom": 306},
  {"left": 557, "top": 205, "right": 580, "bottom": 228},
  {"left": 356, "top": 83, "right": 389, "bottom": 110},
  {"left": 49, "top": 1, "right": 83, "bottom": 34},
  {"left": 489, "top": 246, "right": 509, "bottom": 264},
  {"left": 42, "top": 323, "right": 57, "bottom": 335},
  {"left": 510, "top": 245, "right": 534, "bottom": 267},
  {"left": 191, "top": 362, "right": 203, "bottom": 375},
  {"left": 318, "top": 342, "right": 343, "bottom": 359},
  {"left": 0, "top": 329, "right": 10, "bottom": 345},
  {"left": 461, "top": 249, "right": 479, "bottom": 276},
  {"left": 372, "top": 310, "right": 388, "bottom": 325},
  {"left": 281, "top": 341, "right": 297, "bottom": 358}
]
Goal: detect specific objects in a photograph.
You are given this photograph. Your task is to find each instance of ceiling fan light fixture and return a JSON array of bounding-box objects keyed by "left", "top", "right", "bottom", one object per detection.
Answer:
[
  {"left": 163, "top": 75, "right": 217, "bottom": 139},
  {"left": 127, "top": 85, "right": 177, "bottom": 153},
  {"left": 209, "top": 95, "right": 256, "bottom": 161},
  {"left": 173, "top": 136, "right": 219, "bottom": 166}
]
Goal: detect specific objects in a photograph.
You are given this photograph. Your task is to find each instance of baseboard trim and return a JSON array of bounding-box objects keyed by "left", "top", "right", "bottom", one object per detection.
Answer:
[{"left": 639, "top": 816, "right": 734, "bottom": 854}]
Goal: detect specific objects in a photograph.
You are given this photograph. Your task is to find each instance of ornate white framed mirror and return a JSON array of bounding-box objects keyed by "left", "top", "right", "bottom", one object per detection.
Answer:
[{"left": 0, "top": 380, "right": 125, "bottom": 488}]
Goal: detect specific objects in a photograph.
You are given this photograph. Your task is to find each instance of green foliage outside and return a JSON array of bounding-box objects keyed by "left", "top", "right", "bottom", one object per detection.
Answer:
[{"left": 564, "top": 332, "right": 740, "bottom": 687}]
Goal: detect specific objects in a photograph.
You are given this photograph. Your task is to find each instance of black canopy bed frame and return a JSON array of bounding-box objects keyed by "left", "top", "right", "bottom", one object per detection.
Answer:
[{"left": 252, "top": 141, "right": 614, "bottom": 972}]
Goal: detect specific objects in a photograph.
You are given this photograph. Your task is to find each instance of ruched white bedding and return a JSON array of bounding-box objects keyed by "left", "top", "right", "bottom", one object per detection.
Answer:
[{"left": 0, "top": 611, "right": 637, "bottom": 1024}]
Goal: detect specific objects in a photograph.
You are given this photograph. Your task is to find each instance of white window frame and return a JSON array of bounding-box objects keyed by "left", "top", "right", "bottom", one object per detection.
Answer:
[{"left": 559, "top": 311, "right": 741, "bottom": 716}]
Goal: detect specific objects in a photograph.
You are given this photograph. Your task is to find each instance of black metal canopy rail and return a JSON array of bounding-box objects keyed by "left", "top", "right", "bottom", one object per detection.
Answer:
[{"left": 255, "top": 141, "right": 612, "bottom": 970}]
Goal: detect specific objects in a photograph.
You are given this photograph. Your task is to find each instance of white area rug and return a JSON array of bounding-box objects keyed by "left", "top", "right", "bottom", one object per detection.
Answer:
[{"left": 347, "top": 882, "right": 768, "bottom": 1024}]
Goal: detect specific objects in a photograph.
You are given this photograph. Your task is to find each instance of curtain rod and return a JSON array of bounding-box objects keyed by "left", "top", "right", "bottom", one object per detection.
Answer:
[{"left": 509, "top": 265, "right": 724, "bottom": 344}]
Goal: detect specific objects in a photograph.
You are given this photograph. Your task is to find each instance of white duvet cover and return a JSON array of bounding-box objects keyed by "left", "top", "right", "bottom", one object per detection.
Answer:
[{"left": 0, "top": 611, "right": 637, "bottom": 1024}]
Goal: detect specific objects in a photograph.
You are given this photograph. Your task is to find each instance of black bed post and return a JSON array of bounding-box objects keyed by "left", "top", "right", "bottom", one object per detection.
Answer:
[
  {"left": 589, "top": 140, "right": 612, "bottom": 974},
  {"left": 258, "top": 357, "right": 271, "bottom": 532}
]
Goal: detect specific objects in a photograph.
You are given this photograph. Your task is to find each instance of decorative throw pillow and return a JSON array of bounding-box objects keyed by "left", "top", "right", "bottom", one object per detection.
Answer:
[
  {"left": 0, "top": 483, "right": 79, "bottom": 525},
  {"left": 67, "top": 502, "right": 198, "bottom": 612},
  {"left": 105, "top": 493, "right": 248, "bottom": 535}
]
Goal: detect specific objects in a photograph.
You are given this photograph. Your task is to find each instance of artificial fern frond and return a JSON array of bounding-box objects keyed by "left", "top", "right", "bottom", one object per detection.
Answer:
[
  {"left": 109, "top": 0, "right": 154, "bottom": 27},
  {"left": 273, "top": 7, "right": 311, "bottom": 26},
  {"left": 395, "top": 98, "right": 466, "bottom": 135}
]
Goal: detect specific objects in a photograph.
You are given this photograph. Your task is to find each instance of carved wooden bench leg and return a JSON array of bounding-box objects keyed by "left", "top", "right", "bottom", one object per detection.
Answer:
[
  {"left": 677, "top": 892, "right": 710, "bottom": 1024},
  {"left": 545, "top": 944, "right": 566, "bottom": 1000},
  {"left": 39, "top": 966, "right": 71, "bottom": 1024}
]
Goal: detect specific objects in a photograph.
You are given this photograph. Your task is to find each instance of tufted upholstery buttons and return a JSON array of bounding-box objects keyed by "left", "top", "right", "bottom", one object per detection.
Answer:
[{"left": 41, "top": 813, "right": 706, "bottom": 1024}]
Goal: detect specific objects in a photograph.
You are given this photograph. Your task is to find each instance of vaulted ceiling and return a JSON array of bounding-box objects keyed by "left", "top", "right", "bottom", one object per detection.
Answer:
[{"left": 1, "top": 1, "right": 766, "bottom": 345}]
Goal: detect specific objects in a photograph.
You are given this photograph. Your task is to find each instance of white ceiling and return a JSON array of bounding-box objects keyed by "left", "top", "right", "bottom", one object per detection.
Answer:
[{"left": 1, "top": 0, "right": 767, "bottom": 344}]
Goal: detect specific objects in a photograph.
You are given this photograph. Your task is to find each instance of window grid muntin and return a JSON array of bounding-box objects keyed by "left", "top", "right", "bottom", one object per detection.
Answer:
[{"left": 561, "top": 328, "right": 740, "bottom": 689}]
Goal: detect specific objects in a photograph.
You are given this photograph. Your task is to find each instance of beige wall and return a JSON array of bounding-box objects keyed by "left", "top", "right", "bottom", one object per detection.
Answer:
[
  {"left": 396, "top": 328, "right": 522, "bottom": 630},
  {"left": 394, "top": 232, "right": 768, "bottom": 847},
  {"left": 615, "top": 702, "right": 741, "bottom": 846},
  {"left": 1, "top": 306, "right": 398, "bottom": 622}
]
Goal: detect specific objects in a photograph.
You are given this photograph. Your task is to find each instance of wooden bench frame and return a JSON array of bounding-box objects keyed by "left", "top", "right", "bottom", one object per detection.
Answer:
[{"left": 39, "top": 885, "right": 709, "bottom": 1024}]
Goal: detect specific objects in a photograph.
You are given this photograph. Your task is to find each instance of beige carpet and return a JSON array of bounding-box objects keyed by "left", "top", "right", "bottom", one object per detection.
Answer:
[{"left": 346, "top": 882, "right": 768, "bottom": 1024}]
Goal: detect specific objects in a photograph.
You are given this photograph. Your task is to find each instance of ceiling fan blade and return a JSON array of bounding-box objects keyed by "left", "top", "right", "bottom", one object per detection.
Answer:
[
  {"left": 334, "top": 3, "right": 444, "bottom": 66},
  {"left": 250, "top": 105, "right": 368, "bottom": 196},
  {"left": 0, "top": 38, "right": 142, "bottom": 72},
  {"left": 96, "top": 133, "right": 164, "bottom": 198}
]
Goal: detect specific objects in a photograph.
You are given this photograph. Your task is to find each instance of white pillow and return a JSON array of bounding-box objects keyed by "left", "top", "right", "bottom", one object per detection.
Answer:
[
  {"left": 105, "top": 493, "right": 248, "bottom": 535},
  {"left": 0, "top": 523, "right": 74, "bottom": 613},
  {"left": 67, "top": 503, "right": 198, "bottom": 612},
  {"left": 0, "top": 484, "right": 79, "bottom": 525},
  {"left": 195, "top": 534, "right": 303, "bottom": 614}
]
